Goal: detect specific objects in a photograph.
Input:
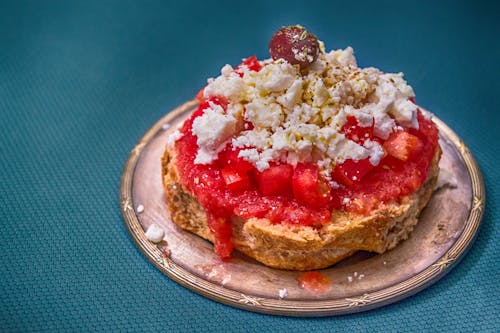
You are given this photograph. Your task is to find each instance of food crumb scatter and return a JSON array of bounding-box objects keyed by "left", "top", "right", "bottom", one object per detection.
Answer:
[
  {"left": 279, "top": 288, "right": 288, "bottom": 299},
  {"left": 136, "top": 204, "right": 145, "bottom": 213},
  {"left": 145, "top": 224, "right": 165, "bottom": 243}
]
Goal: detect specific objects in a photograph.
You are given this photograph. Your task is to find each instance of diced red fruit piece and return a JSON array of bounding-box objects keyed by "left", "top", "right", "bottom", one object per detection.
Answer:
[
  {"left": 219, "top": 148, "right": 254, "bottom": 173},
  {"left": 207, "top": 214, "right": 234, "bottom": 258},
  {"left": 383, "top": 131, "right": 424, "bottom": 161},
  {"left": 235, "top": 56, "right": 262, "bottom": 76},
  {"left": 341, "top": 116, "right": 374, "bottom": 144},
  {"left": 269, "top": 25, "right": 320, "bottom": 69},
  {"left": 297, "top": 272, "right": 331, "bottom": 293},
  {"left": 292, "top": 163, "right": 332, "bottom": 209},
  {"left": 256, "top": 164, "right": 294, "bottom": 197},
  {"left": 221, "top": 167, "right": 252, "bottom": 193},
  {"left": 332, "top": 158, "right": 375, "bottom": 187},
  {"left": 243, "top": 56, "right": 262, "bottom": 71}
]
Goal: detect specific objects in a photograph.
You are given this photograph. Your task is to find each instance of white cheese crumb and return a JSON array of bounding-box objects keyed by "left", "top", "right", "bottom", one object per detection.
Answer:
[
  {"left": 278, "top": 288, "right": 288, "bottom": 299},
  {"left": 255, "top": 61, "right": 297, "bottom": 92},
  {"left": 328, "top": 46, "right": 357, "bottom": 67},
  {"left": 277, "top": 78, "right": 303, "bottom": 110},
  {"left": 391, "top": 99, "right": 419, "bottom": 129},
  {"left": 364, "top": 140, "right": 385, "bottom": 166},
  {"left": 161, "top": 123, "right": 171, "bottom": 130},
  {"left": 204, "top": 66, "right": 246, "bottom": 102},
  {"left": 145, "top": 224, "right": 165, "bottom": 243},
  {"left": 136, "top": 204, "right": 144, "bottom": 214},
  {"left": 347, "top": 276, "right": 353, "bottom": 283},
  {"left": 192, "top": 103, "right": 237, "bottom": 164},
  {"left": 245, "top": 100, "right": 283, "bottom": 129}
]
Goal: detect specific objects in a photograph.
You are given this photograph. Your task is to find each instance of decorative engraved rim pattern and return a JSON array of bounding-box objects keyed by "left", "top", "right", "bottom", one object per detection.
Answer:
[{"left": 120, "top": 101, "right": 485, "bottom": 316}]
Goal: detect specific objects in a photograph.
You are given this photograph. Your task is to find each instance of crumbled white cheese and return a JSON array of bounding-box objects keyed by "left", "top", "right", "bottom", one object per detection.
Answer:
[
  {"left": 192, "top": 103, "right": 237, "bottom": 164},
  {"left": 374, "top": 74, "right": 418, "bottom": 132},
  {"left": 277, "top": 78, "right": 303, "bottom": 110},
  {"left": 191, "top": 43, "right": 420, "bottom": 175},
  {"left": 136, "top": 204, "right": 144, "bottom": 214},
  {"left": 325, "top": 135, "right": 369, "bottom": 163},
  {"left": 311, "top": 78, "right": 330, "bottom": 107},
  {"left": 364, "top": 140, "right": 385, "bottom": 166},
  {"left": 328, "top": 46, "right": 357, "bottom": 67},
  {"left": 255, "top": 61, "right": 297, "bottom": 92},
  {"left": 389, "top": 72, "right": 415, "bottom": 97},
  {"left": 245, "top": 99, "right": 283, "bottom": 129},
  {"left": 233, "top": 128, "right": 270, "bottom": 150},
  {"left": 145, "top": 224, "right": 165, "bottom": 243},
  {"left": 204, "top": 65, "right": 246, "bottom": 102},
  {"left": 391, "top": 99, "right": 418, "bottom": 129}
]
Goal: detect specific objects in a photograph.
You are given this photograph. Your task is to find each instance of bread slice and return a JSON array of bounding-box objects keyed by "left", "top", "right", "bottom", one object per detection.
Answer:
[{"left": 161, "top": 144, "right": 441, "bottom": 271}]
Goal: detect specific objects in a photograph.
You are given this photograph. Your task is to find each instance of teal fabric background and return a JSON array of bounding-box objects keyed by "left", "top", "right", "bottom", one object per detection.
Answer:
[{"left": 1, "top": 0, "right": 498, "bottom": 331}]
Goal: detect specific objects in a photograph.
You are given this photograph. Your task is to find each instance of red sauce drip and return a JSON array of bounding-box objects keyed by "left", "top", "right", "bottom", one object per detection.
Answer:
[{"left": 297, "top": 271, "right": 331, "bottom": 293}]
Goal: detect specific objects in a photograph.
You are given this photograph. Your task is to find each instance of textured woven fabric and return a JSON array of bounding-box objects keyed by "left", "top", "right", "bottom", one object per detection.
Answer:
[{"left": 1, "top": 0, "right": 498, "bottom": 332}]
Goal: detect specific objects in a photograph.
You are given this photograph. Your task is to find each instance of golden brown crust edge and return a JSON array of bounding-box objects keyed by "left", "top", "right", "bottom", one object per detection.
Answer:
[{"left": 161, "top": 144, "right": 441, "bottom": 271}]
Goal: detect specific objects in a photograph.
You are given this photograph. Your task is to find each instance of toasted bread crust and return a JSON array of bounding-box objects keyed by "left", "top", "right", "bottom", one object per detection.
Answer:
[{"left": 161, "top": 144, "right": 441, "bottom": 270}]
